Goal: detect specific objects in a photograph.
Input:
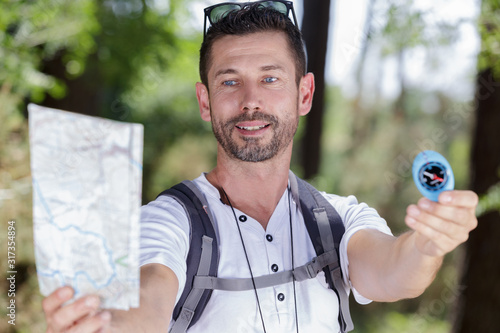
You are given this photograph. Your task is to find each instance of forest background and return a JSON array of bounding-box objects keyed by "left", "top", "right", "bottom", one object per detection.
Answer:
[{"left": 1, "top": 0, "right": 500, "bottom": 332}]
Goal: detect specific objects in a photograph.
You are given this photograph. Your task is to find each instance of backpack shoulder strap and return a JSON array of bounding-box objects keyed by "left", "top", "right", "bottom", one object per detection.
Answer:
[
  {"left": 289, "top": 170, "right": 354, "bottom": 333},
  {"left": 156, "top": 181, "right": 219, "bottom": 333},
  {"left": 157, "top": 175, "right": 353, "bottom": 332}
]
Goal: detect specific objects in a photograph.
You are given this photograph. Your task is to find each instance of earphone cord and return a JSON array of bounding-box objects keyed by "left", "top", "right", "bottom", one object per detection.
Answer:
[{"left": 221, "top": 188, "right": 267, "bottom": 333}]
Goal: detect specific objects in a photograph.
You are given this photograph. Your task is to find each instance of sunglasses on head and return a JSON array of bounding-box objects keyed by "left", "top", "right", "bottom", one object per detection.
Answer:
[{"left": 203, "top": 1, "right": 298, "bottom": 39}]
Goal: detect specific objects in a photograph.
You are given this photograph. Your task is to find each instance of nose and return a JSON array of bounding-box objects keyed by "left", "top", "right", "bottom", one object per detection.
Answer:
[{"left": 240, "top": 83, "right": 262, "bottom": 112}]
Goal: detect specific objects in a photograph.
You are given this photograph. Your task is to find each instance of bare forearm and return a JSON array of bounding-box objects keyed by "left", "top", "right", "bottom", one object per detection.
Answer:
[
  {"left": 382, "top": 231, "right": 443, "bottom": 300},
  {"left": 348, "top": 191, "right": 478, "bottom": 303},
  {"left": 109, "top": 264, "right": 178, "bottom": 332},
  {"left": 348, "top": 229, "right": 443, "bottom": 302},
  {"left": 42, "top": 264, "right": 178, "bottom": 333}
]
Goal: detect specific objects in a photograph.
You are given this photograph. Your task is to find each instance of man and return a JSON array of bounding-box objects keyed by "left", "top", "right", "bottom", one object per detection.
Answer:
[{"left": 42, "top": 1, "right": 478, "bottom": 332}]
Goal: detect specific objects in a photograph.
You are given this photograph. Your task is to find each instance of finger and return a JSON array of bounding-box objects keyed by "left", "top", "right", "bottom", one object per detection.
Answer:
[
  {"left": 42, "top": 286, "right": 74, "bottom": 317},
  {"left": 49, "top": 295, "right": 101, "bottom": 332},
  {"left": 67, "top": 311, "right": 111, "bottom": 333},
  {"left": 406, "top": 204, "right": 469, "bottom": 243},
  {"left": 417, "top": 198, "right": 475, "bottom": 227},
  {"left": 406, "top": 217, "right": 452, "bottom": 255},
  {"left": 405, "top": 213, "right": 457, "bottom": 255},
  {"left": 417, "top": 198, "right": 478, "bottom": 233},
  {"left": 438, "top": 190, "right": 479, "bottom": 208}
]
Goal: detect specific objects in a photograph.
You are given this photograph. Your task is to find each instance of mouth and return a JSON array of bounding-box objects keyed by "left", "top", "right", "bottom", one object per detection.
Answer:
[
  {"left": 230, "top": 113, "right": 276, "bottom": 136},
  {"left": 235, "top": 124, "right": 270, "bottom": 131}
]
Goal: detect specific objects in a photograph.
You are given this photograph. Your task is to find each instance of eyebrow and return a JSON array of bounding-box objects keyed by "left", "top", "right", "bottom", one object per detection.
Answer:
[
  {"left": 260, "top": 65, "right": 285, "bottom": 72},
  {"left": 214, "top": 68, "right": 238, "bottom": 79},
  {"left": 213, "top": 65, "right": 286, "bottom": 79}
]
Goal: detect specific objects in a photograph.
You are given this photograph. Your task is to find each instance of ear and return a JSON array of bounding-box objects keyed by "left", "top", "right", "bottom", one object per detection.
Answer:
[
  {"left": 196, "top": 82, "right": 211, "bottom": 122},
  {"left": 298, "top": 72, "right": 315, "bottom": 116}
]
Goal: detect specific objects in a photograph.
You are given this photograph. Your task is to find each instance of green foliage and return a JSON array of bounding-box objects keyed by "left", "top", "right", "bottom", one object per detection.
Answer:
[
  {"left": 382, "top": 2, "right": 426, "bottom": 53},
  {"left": 378, "top": 0, "right": 460, "bottom": 57},
  {"left": 0, "top": 0, "right": 99, "bottom": 105},
  {"left": 477, "top": 0, "right": 500, "bottom": 77},
  {"left": 0, "top": 0, "right": 484, "bottom": 331},
  {"left": 1, "top": 2, "right": 101, "bottom": 331},
  {"left": 314, "top": 86, "right": 473, "bottom": 233},
  {"left": 477, "top": 181, "right": 500, "bottom": 216},
  {"left": 96, "top": 0, "right": 213, "bottom": 200},
  {"left": 0, "top": 1, "right": 208, "bottom": 331},
  {"left": 366, "top": 311, "right": 450, "bottom": 333},
  {"left": 314, "top": 0, "right": 474, "bottom": 228},
  {"left": 309, "top": 2, "right": 477, "bottom": 329}
]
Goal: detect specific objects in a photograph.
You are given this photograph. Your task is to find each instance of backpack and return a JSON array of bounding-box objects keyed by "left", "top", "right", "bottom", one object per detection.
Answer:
[{"left": 157, "top": 171, "right": 354, "bottom": 333}]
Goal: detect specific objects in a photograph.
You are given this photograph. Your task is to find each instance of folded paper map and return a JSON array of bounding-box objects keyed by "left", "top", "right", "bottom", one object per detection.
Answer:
[{"left": 28, "top": 103, "right": 143, "bottom": 310}]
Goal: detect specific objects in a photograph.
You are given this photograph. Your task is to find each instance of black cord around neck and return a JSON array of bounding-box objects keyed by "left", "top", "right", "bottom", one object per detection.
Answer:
[
  {"left": 221, "top": 187, "right": 299, "bottom": 333},
  {"left": 221, "top": 187, "right": 267, "bottom": 333},
  {"left": 288, "top": 186, "right": 300, "bottom": 333}
]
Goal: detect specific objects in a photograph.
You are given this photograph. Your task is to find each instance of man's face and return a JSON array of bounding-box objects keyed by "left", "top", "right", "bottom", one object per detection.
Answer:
[{"left": 197, "top": 31, "right": 312, "bottom": 163}]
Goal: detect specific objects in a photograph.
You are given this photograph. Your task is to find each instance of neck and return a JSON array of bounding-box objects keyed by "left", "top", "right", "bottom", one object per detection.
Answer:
[{"left": 206, "top": 146, "right": 292, "bottom": 229}]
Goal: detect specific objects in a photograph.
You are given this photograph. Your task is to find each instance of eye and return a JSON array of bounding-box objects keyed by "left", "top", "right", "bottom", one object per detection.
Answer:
[
  {"left": 223, "top": 80, "right": 237, "bottom": 86},
  {"left": 263, "top": 77, "right": 278, "bottom": 83}
]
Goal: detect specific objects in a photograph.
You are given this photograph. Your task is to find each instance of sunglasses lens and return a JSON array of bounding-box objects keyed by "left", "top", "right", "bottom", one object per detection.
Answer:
[
  {"left": 258, "top": 1, "right": 288, "bottom": 15},
  {"left": 210, "top": 4, "right": 241, "bottom": 23},
  {"left": 205, "top": 1, "right": 295, "bottom": 38}
]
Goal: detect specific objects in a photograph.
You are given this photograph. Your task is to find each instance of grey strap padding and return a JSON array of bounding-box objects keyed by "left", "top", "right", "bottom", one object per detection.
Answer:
[
  {"left": 181, "top": 180, "right": 218, "bottom": 233},
  {"left": 192, "top": 250, "right": 337, "bottom": 291},
  {"left": 289, "top": 170, "right": 353, "bottom": 332},
  {"left": 169, "top": 236, "right": 214, "bottom": 333},
  {"left": 314, "top": 207, "right": 354, "bottom": 332},
  {"left": 314, "top": 208, "right": 335, "bottom": 254}
]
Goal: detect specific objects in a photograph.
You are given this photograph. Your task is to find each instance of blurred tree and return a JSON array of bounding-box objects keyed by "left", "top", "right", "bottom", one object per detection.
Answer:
[
  {"left": 84, "top": 0, "right": 208, "bottom": 201},
  {"left": 321, "top": 1, "right": 464, "bottom": 207},
  {"left": 0, "top": 1, "right": 207, "bottom": 331},
  {"left": 0, "top": 0, "right": 99, "bottom": 111},
  {"left": 315, "top": 2, "right": 476, "bottom": 331},
  {"left": 1, "top": 2, "right": 101, "bottom": 331},
  {"left": 3, "top": 0, "right": 208, "bottom": 200},
  {"left": 351, "top": 0, "right": 459, "bottom": 147},
  {"left": 40, "top": 0, "right": 182, "bottom": 116},
  {"left": 452, "top": 0, "right": 500, "bottom": 331},
  {"left": 350, "top": 0, "right": 377, "bottom": 149},
  {"left": 300, "top": 0, "right": 331, "bottom": 179}
]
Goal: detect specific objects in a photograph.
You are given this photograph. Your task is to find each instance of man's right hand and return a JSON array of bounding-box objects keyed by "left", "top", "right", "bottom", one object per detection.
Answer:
[
  {"left": 42, "top": 264, "right": 178, "bottom": 332},
  {"left": 42, "top": 286, "right": 111, "bottom": 333}
]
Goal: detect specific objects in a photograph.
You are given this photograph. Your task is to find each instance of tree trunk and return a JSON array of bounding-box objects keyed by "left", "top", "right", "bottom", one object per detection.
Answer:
[
  {"left": 300, "top": 0, "right": 331, "bottom": 179},
  {"left": 351, "top": 0, "right": 376, "bottom": 148},
  {"left": 452, "top": 68, "right": 500, "bottom": 332},
  {"left": 41, "top": 52, "right": 102, "bottom": 116}
]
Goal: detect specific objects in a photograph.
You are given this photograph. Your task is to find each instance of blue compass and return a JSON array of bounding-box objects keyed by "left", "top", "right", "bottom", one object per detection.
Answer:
[{"left": 412, "top": 150, "right": 454, "bottom": 202}]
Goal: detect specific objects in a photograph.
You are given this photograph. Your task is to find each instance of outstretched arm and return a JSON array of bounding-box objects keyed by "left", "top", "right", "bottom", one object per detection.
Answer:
[
  {"left": 347, "top": 190, "right": 478, "bottom": 302},
  {"left": 43, "top": 263, "right": 178, "bottom": 332}
]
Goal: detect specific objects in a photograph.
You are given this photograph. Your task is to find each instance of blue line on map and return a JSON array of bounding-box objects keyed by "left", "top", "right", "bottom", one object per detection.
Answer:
[
  {"left": 33, "top": 179, "right": 55, "bottom": 222},
  {"left": 130, "top": 158, "right": 143, "bottom": 170},
  {"left": 33, "top": 179, "right": 118, "bottom": 291}
]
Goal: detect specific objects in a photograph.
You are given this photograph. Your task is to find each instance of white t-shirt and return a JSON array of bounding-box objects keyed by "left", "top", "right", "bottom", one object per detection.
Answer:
[{"left": 140, "top": 173, "right": 392, "bottom": 332}]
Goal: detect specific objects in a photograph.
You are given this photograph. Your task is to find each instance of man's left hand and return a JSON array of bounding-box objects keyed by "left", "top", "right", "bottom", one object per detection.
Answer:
[{"left": 405, "top": 190, "right": 478, "bottom": 257}]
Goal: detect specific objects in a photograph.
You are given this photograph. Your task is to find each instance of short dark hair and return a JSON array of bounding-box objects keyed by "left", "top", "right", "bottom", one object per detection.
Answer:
[{"left": 199, "top": 4, "right": 306, "bottom": 89}]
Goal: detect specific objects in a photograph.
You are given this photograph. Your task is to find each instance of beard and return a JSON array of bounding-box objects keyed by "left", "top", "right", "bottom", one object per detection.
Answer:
[{"left": 211, "top": 110, "right": 299, "bottom": 163}]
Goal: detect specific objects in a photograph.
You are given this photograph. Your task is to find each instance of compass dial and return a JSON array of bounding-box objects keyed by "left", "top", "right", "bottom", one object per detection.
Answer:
[
  {"left": 418, "top": 162, "right": 448, "bottom": 191},
  {"left": 412, "top": 150, "right": 455, "bottom": 202}
]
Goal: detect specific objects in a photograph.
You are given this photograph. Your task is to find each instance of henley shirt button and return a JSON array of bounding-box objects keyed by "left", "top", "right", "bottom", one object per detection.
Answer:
[
  {"left": 277, "top": 293, "right": 285, "bottom": 301},
  {"left": 271, "top": 264, "right": 279, "bottom": 272},
  {"left": 266, "top": 234, "right": 273, "bottom": 242},
  {"left": 238, "top": 215, "right": 247, "bottom": 222}
]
